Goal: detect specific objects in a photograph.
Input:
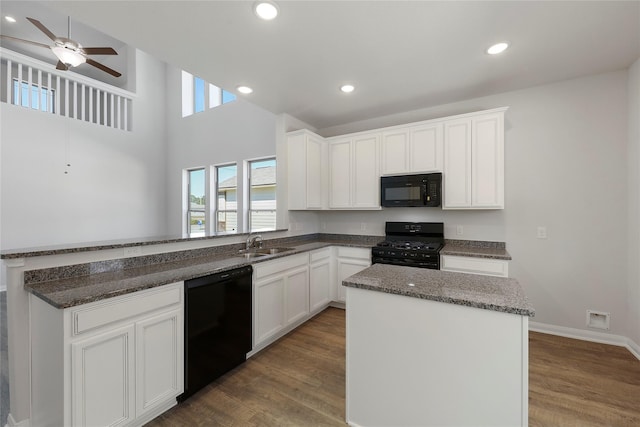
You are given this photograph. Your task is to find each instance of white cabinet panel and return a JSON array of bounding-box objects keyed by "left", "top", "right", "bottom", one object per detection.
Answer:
[
  {"left": 310, "top": 248, "right": 332, "bottom": 312},
  {"left": 353, "top": 134, "right": 380, "bottom": 208},
  {"left": 443, "top": 118, "right": 472, "bottom": 208},
  {"left": 329, "top": 139, "right": 352, "bottom": 208},
  {"left": 285, "top": 267, "right": 310, "bottom": 325},
  {"left": 472, "top": 113, "right": 504, "bottom": 208},
  {"left": 287, "top": 130, "right": 327, "bottom": 210},
  {"left": 410, "top": 123, "right": 443, "bottom": 172},
  {"left": 381, "top": 130, "right": 409, "bottom": 175},
  {"left": 336, "top": 247, "right": 371, "bottom": 303},
  {"left": 255, "top": 275, "right": 286, "bottom": 344},
  {"left": 443, "top": 109, "right": 506, "bottom": 209},
  {"left": 136, "top": 309, "right": 182, "bottom": 418},
  {"left": 441, "top": 255, "right": 509, "bottom": 277},
  {"left": 72, "top": 325, "right": 135, "bottom": 427}
]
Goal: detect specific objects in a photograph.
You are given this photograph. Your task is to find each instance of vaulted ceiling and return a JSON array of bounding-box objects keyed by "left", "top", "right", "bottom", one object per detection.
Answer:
[{"left": 2, "top": 1, "right": 639, "bottom": 130}]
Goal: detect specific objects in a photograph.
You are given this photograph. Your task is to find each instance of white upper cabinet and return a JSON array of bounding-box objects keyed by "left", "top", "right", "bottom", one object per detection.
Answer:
[
  {"left": 381, "top": 123, "right": 443, "bottom": 175},
  {"left": 287, "top": 130, "right": 327, "bottom": 210},
  {"left": 329, "top": 132, "right": 381, "bottom": 209},
  {"left": 443, "top": 109, "right": 506, "bottom": 209}
]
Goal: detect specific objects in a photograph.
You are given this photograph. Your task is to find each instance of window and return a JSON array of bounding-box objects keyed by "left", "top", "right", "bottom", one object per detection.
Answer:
[
  {"left": 187, "top": 168, "right": 206, "bottom": 237},
  {"left": 13, "top": 79, "right": 55, "bottom": 112},
  {"left": 181, "top": 70, "right": 236, "bottom": 118},
  {"left": 215, "top": 164, "right": 238, "bottom": 233},
  {"left": 248, "top": 158, "right": 277, "bottom": 232}
]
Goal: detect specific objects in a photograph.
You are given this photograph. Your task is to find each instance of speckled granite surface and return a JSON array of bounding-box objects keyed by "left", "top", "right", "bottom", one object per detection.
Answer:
[
  {"left": 24, "top": 236, "right": 382, "bottom": 309},
  {"left": 441, "top": 239, "right": 511, "bottom": 260},
  {"left": 343, "top": 263, "right": 534, "bottom": 316}
]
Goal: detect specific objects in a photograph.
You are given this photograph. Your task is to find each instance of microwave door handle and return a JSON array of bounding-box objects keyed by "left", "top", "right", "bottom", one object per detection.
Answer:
[{"left": 423, "top": 183, "right": 428, "bottom": 204}]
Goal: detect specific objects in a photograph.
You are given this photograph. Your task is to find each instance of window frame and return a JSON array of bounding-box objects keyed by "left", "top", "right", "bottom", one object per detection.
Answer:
[
  {"left": 13, "top": 78, "right": 55, "bottom": 112},
  {"left": 186, "top": 167, "right": 206, "bottom": 237}
]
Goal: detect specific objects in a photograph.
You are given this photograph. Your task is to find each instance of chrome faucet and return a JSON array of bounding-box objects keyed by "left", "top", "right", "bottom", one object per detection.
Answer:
[{"left": 246, "top": 234, "right": 263, "bottom": 250}]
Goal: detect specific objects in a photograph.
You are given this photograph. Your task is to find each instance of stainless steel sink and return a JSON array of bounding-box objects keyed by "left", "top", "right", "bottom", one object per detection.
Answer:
[
  {"left": 255, "top": 247, "right": 294, "bottom": 255},
  {"left": 236, "top": 247, "right": 294, "bottom": 258},
  {"left": 236, "top": 252, "right": 268, "bottom": 259}
]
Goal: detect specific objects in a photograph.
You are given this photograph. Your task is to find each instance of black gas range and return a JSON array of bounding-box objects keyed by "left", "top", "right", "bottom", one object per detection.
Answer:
[{"left": 372, "top": 222, "right": 444, "bottom": 269}]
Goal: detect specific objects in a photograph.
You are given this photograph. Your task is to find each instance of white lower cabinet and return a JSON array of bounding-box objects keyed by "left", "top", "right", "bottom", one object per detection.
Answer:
[
  {"left": 441, "top": 254, "right": 509, "bottom": 277},
  {"left": 30, "top": 282, "right": 184, "bottom": 427},
  {"left": 309, "top": 247, "right": 333, "bottom": 312},
  {"left": 336, "top": 247, "right": 371, "bottom": 303},
  {"left": 253, "top": 253, "right": 310, "bottom": 350}
]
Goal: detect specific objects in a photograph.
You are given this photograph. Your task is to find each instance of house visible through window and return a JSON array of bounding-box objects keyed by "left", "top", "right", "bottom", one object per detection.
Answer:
[
  {"left": 216, "top": 164, "right": 238, "bottom": 233},
  {"left": 181, "top": 70, "right": 236, "bottom": 118},
  {"left": 248, "top": 158, "right": 277, "bottom": 232},
  {"left": 13, "top": 79, "right": 55, "bottom": 112},
  {"left": 187, "top": 168, "right": 206, "bottom": 237}
]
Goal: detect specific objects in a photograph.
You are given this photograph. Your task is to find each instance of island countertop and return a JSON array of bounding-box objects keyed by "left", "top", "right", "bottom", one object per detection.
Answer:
[{"left": 342, "top": 263, "right": 534, "bottom": 317}]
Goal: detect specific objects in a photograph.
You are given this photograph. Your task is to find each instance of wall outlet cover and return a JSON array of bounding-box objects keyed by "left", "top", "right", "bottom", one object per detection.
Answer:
[{"left": 586, "top": 310, "right": 610, "bottom": 330}]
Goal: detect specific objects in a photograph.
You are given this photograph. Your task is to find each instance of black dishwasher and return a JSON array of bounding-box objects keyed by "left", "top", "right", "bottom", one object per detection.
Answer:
[{"left": 179, "top": 265, "right": 252, "bottom": 401}]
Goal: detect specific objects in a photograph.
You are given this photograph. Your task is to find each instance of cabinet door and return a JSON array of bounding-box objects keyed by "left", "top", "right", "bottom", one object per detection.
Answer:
[
  {"left": 72, "top": 325, "right": 135, "bottom": 427},
  {"left": 352, "top": 134, "right": 380, "bottom": 208},
  {"left": 443, "top": 118, "right": 472, "bottom": 208},
  {"left": 306, "top": 135, "right": 325, "bottom": 209},
  {"left": 381, "top": 130, "right": 409, "bottom": 175},
  {"left": 472, "top": 113, "right": 504, "bottom": 208},
  {"left": 329, "top": 139, "right": 352, "bottom": 208},
  {"left": 255, "top": 275, "right": 286, "bottom": 345},
  {"left": 336, "top": 258, "right": 371, "bottom": 303},
  {"left": 287, "top": 133, "right": 307, "bottom": 210},
  {"left": 410, "top": 123, "right": 443, "bottom": 172},
  {"left": 285, "top": 266, "right": 310, "bottom": 326},
  {"left": 135, "top": 309, "right": 183, "bottom": 418},
  {"left": 310, "top": 259, "right": 332, "bottom": 312}
]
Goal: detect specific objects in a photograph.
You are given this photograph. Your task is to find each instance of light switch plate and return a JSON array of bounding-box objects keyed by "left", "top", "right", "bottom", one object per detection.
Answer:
[{"left": 536, "top": 226, "right": 547, "bottom": 239}]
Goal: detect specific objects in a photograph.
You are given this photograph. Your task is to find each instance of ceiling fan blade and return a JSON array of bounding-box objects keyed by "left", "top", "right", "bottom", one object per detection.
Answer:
[
  {"left": 82, "top": 47, "right": 118, "bottom": 55},
  {"left": 0, "top": 34, "right": 51, "bottom": 49},
  {"left": 56, "top": 61, "right": 69, "bottom": 71},
  {"left": 85, "top": 58, "right": 121, "bottom": 78},
  {"left": 26, "top": 17, "right": 58, "bottom": 42}
]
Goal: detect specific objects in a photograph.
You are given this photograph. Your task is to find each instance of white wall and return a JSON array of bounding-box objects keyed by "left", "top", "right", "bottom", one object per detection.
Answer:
[
  {"left": 628, "top": 58, "right": 640, "bottom": 346},
  {"left": 0, "top": 50, "right": 168, "bottom": 250},
  {"left": 317, "top": 70, "right": 630, "bottom": 337},
  {"left": 164, "top": 66, "right": 280, "bottom": 236}
]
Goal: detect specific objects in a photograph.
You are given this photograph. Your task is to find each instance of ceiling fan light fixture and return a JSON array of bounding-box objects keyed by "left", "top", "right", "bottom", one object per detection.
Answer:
[
  {"left": 51, "top": 45, "right": 86, "bottom": 67},
  {"left": 254, "top": 1, "right": 279, "bottom": 20}
]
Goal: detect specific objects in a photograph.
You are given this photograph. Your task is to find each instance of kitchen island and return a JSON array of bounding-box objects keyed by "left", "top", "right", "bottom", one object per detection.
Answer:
[{"left": 343, "top": 264, "right": 534, "bottom": 427}]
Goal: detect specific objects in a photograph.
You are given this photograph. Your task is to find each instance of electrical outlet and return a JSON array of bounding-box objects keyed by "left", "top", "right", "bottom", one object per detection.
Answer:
[
  {"left": 456, "top": 225, "right": 463, "bottom": 235},
  {"left": 296, "top": 222, "right": 303, "bottom": 231},
  {"left": 123, "top": 246, "right": 142, "bottom": 257},
  {"left": 361, "top": 222, "right": 367, "bottom": 232},
  {"left": 536, "top": 226, "right": 547, "bottom": 239},
  {"left": 321, "top": 222, "right": 327, "bottom": 231}
]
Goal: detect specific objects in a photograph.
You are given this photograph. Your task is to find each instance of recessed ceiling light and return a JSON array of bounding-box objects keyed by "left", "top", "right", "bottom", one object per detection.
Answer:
[
  {"left": 237, "top": 85, "right": 253, "bottom": 94},
  {"left": 487, "top": 42, "right": 509, "bottom": 55},
  {"left": 4, "top": 16, "right": 16, "bottom": 23},
  {"left": 254, "top": 1, "right": 279, "bottom": 20},
  {"left": 340, "top": 84, "right": 355, "bottom": 93}
]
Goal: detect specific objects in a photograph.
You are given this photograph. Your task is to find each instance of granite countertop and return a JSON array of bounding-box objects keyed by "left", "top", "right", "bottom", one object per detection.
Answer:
[
  {"left": 24, "top": 239, "right": 377, "bottom": 309},
  {"left": 342, "top": 263, "right": 534, "bottom": 317},
  {"left": 441, "top": 239, "right": 512, "bottom": 260}
]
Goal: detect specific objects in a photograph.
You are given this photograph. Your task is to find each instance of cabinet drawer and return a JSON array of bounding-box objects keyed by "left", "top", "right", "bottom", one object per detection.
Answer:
[
  {"left": 254, "top": 253, "right": 309, "bottom": 279},
  {"left": 72, "top": 283, "right": 183, "bottom": 336},
  {"left": 337, "top": 247, "right": 371, "bottom": 260},
  {"left": 441, "top": 255, "right": 508, "bottom": 277},
  {"left": 310, "top": 247, "right": 332, "bottom": 263}
]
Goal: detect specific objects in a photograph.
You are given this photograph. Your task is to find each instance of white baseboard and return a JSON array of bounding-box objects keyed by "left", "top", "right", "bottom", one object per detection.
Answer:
[{"left": 530, "top": 321, "right": 640, "bottom": 361}]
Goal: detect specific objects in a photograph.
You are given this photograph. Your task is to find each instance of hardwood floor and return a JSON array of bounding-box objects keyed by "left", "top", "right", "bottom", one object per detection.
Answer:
[{"left": 146, "top": 308, "right": 640, "bottom": 426}]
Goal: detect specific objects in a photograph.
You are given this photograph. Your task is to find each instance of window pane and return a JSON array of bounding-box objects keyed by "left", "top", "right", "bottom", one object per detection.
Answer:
[
  {"left": 188, "top": 211, "right": 206, "bottom": 236},
  {"left": 189, "top": 169, "right": 206, "bottom": 209},
  {"left": 216, "top": 164, "right": 237, "bottom": 233},
  {"left": 194, "top": 77, "right": 205, "bottom": 113},
  {"left": 249, "top": 158, "right": 276, "bottom": 231},
  {"left": 222, "top": 90, "right": 236, "bottom": 104}
]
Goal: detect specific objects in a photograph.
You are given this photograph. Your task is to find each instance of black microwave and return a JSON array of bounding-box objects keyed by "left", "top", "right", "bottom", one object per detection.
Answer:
[{"left": 380, "top": 173, "right": 442, "bottom": 207}]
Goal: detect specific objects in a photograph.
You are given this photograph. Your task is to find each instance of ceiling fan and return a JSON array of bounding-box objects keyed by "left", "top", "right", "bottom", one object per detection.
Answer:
[{"left": 0, "top": 17, "right": 122, "bottom": 77}]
